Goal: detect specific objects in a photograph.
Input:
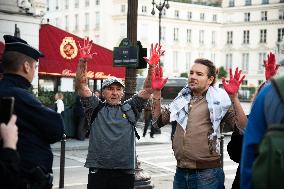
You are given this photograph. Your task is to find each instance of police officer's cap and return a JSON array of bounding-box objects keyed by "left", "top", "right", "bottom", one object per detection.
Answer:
[{"left": 3, "top": 35, "right": 44, "bottom": 61}]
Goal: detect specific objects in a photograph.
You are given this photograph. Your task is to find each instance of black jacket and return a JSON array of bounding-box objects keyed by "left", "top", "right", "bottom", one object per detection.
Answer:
[
  {"left": 0, "top": 73, "right": 64, "bottom": 173},
  {"left": 0, "top": 148, "right": 26, "bottom": 189}
]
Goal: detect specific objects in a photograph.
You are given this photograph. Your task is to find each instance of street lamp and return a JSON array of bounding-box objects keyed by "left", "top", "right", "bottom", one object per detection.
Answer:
[{"left": 151, "top": 0, "right": 170, "bottom": 46}]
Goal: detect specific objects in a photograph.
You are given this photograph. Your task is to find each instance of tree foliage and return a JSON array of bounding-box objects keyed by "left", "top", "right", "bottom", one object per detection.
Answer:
[{"left": 217, "top": 66, "right": 228, "bottom": 79}]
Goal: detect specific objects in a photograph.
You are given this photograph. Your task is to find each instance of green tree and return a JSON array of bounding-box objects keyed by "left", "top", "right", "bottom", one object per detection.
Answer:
[
  {"left": 180, "top": 72, "right": 188, "bottom": 78},
  {"left": 217, "top": 66, "right": 228, "bottom": 79}
]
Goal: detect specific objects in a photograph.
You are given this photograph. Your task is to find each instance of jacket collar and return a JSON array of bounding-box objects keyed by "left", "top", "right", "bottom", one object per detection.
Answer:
[{"left": 2, "top": 73, "right": 31, "bottom": 89}]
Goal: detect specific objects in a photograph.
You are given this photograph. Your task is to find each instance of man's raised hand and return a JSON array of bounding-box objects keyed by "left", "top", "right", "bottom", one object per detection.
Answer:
[
  {"left": 152, "top": 66, "right": 168, "bottom": 90},
  {"left": 77, "top": 37, "right": 97, "bottom": 61},
  {"left": 264, "top": 52, "right": 279, "bottom": 81},
  {"left": 222, "top": 67, "right": 245, "bottom": 96},
  {"left": 143, "top": 43, "right": 165, "bottom": 66}
]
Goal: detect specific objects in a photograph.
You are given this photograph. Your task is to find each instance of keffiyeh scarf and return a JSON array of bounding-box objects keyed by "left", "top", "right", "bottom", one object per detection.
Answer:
[{"left": 169, "top": 85, "right": 231, "bottom": 153}]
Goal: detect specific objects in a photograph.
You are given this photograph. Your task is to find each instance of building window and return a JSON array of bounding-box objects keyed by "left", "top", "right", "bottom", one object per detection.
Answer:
[
  {"left": 75, "top": 0, "right": 79, "bottom": 8},
  {"left": 142, "top": 5, "right": 147, "bottom": 13},
  {"left": 211, "top": 53, "right": 216, "bottom": 63},
  {"left": 47, "top": 0, "right": 49, "bottom": 11},
  {"left": 95, "top": 0, "right": 100, "bottom": 5},
  {"left": 245, "top": 0, "right": 251, "bottom": 5},
  {"left": 260, "top": 29, "right": 267, "bottom": 43},
  {"left": 262, "top": 0, "right": 269, "bottom": 4},
  {"left": 173, "top": 51, "right": 178, "bottom": 72},
  {"left": 121, "top": 4, "right": 125, "bottom": 13},
  {"left": 175, "top": 10, "right": 179, "bottom": 18},
  {"left": 174, "top": 28, "right": 179, "bottom": 41},
  {"left": 200, "top": 13, "right": 205, "bottom": 21},
  {"left": 242, "top": 53, "right": 249, "bottom": 74},
  {"left": 186, "top": 29, "right": 191, "bottom": 43},
  {"left": 199, "top": 30, "right": 204, "bottom": 45},
  {"left": 225, "top": 53, "right": 233, "bottom": 71},
  {"left": 244, "top": 12, "right": 250, "bottom": 22},
  {"left": 65, "top": 0, "right": 69, "bottom": 9},
  {"left": 258, "top": 52, "right": 266, "bottom": 73},
  {"left": 65, "top": 15, "right": 69, "bottom": 31},
  {"left": 55, "top": 0, "right": 59, "bottom": 10},
  {"left": 278, "top": 28, "right": 284, "bottom": 42},
  {"left": 279, "top": 10, "right": 284, "bottom": 20},
  {"left": 85, "top": 0, "right": 89, "bottom": 7},
  {"left": 95, "top": 12, "right": 100, "bottom": 29},
  {"left": 85, "top": 13, "right": 89, "bottom": 30},
  {"left": 261, "top": 11, "right": 267, "bottom": 21},
  {"left": 185, "top": 52, "right": 191, "bottom": 70},
  {"left": 227, "top": 31, "right": 233, "bottom": 44},
  {"left": 187, "top": 12, "right": 192, "bottom": 20},
  {"left": 212, "top": 31, "right": 216, "bottom": 45},
  {"left": 229, "top": 0, "right": 235, "bottom": 7},
  {"left": 212, "top": 14, "right": 217, "bottom": 22},
  {"left": 75, "top": 14, "right": 78, "bottom": 31},
  {"left": 120, "top": 23, "right": 126, "bottom": 38},
  {"left": 243, "top": 30, "right": 250, "bottom": 44}
]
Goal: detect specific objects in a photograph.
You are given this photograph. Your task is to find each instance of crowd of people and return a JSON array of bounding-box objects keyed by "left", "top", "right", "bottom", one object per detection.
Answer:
[{"left": 0, "top": 34, "right": 283, "bottom": 189}]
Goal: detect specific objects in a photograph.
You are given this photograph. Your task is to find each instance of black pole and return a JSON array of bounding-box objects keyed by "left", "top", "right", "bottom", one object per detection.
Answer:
[
  {"left": 158, "top": 11, "right": 161, "bottom": 46},
  {"left": 59, "top": 134, "right": 66, "bottom": 189}
]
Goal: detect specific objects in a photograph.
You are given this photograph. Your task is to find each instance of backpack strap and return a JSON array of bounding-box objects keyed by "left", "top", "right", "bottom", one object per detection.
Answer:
[
  {"left": 90, "top": 102, "right": 105, "bottom": 124},
  {"left": 121, "top": 103, "right": 141, "bottom": 140},
  {"left": 271, "top": 76, "right": 284, "bottom": 105}
]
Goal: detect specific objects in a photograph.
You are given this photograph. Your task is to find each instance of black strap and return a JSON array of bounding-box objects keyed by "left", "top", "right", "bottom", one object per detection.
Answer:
[
  {"left": 90, "top": 102, "right": 105, "bottom": 124},
  {"left": 121, "top": 107, "right": 140, "bottom": 140}
]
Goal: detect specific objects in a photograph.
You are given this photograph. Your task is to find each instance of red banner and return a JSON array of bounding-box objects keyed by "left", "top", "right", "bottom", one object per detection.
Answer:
[{"left": 39, "top": 24, "right": 125, "bottom": 79}]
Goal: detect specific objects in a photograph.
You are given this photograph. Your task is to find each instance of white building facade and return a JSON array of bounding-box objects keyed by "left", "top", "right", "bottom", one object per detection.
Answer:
[{"left": 45, "top": 0, "right": 284, "bottom": 87}]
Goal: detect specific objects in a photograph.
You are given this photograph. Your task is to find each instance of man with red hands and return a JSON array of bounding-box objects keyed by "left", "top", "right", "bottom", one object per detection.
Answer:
[
  {"left": 151, "top": 58, "right": 247, "bottom": 189},
  {"left": 75, "top": 39, "right": 165, "bottom": 189}
]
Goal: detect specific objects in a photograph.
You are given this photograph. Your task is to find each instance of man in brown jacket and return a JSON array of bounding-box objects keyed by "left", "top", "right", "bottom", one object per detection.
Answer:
[{"left": 151, "top": 59, "right": 247, "bottom": 189}]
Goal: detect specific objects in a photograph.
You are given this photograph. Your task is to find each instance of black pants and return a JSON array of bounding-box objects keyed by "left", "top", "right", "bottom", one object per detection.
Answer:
[
  {"left": 87, "top": 169, "right": 134, "bottom": 189},
  {"left": 143, "top": 118, "right": 154, "bottom": 137}
]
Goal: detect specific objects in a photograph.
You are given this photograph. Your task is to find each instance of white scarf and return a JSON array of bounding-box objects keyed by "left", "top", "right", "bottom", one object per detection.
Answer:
[{"left": 169, "top": 85, "right": 231, "bottom": 153}]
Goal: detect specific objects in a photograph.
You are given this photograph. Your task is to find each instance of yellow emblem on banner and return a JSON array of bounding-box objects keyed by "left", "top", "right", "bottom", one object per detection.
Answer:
[{"left": 60, "top": 37, "right": 78, "bottom": 60}]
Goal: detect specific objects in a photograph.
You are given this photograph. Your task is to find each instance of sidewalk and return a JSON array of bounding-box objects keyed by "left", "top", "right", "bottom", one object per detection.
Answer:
[{"left": 51, "top": 123, "right": 172, "bottom": 152}]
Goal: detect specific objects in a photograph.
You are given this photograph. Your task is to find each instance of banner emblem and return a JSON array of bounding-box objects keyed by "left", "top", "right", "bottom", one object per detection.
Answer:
[{"left": 60, "top": 37, "right": 78, "bottom": 60}]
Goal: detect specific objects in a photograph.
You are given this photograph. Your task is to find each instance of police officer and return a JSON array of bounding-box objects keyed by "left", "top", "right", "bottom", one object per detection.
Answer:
[{"left": 0, "top": 35, "right": 64, "bottom": 189}]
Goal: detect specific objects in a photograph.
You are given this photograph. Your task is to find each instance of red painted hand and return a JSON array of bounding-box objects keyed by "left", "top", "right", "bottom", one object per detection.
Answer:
[
  {"left": 222, "top": 67, "right": 245, "bottom": 96},
  {"left": 152, "top": 66, "right": 168, "bottom": 90},
  {"left": 143, "top": 43, "right": 165, "bottom": 66},
  {"left": 77, "top": 37, "right": 97, "bottom": 61},
  {"left": 264, "top": 52, "right": 279, "bottom": 81}
]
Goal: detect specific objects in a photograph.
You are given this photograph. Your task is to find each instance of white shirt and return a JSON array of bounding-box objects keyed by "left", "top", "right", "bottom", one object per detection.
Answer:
[{"left": 56, "top": 99, "right": 64, "bottom": 114}]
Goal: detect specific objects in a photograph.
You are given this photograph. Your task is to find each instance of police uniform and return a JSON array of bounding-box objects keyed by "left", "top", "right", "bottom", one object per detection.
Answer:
[{"left": 0, "top": 35, "right": 64, "bottom": 188}]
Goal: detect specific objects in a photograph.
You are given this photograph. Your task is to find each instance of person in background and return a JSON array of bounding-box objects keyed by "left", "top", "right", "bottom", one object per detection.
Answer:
[
  {"left": 54, "top": 92, "right": 64, "bottom": 114},
  {"left": 151, "top": 58, "right": 247, "bottom": 189},
  {"left": 0, "top": 35, "right": 64, "bottom": 189},
  {"left": 143, "top": 95, "right": 155, "bottom": 138}
]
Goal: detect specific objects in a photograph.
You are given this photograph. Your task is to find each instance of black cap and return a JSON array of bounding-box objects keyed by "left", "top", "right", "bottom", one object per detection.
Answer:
[{"left": 3, "top": 35, "right": 44, "bottom": 61}]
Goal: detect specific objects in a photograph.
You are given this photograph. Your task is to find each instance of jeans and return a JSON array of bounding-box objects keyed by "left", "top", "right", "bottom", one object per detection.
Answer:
[{"left": 173, "top": 167, "right": 224, "bottom": 189}]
